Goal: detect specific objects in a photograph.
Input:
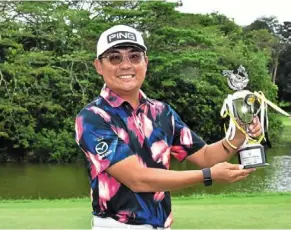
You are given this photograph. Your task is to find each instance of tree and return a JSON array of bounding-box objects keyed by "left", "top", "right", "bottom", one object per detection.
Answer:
[
  {"left": 0, "top": 1, "right": 281, "bottom": 162},
  {"left": 244, "top": 17, "right": 291, "bottom": 101}
]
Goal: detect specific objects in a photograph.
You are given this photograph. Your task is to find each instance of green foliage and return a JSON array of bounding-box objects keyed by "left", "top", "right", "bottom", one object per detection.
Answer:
[
  {"left": 31, "top": 127, "right": 79, "bottom": 163},
  {"left": 244, "top": 17, "right": 291, "bottom": 101},
  {"left": 0, "top": 1, "right": 283, "bottom": 162},
  {"left": 277, "top": 46, "right": 291, "bottom": 100}
]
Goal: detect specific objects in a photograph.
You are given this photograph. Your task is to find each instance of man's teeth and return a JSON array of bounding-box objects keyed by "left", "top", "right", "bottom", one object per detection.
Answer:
[{"left": 119, "top": 75, "right": 134, "bottom": 79}]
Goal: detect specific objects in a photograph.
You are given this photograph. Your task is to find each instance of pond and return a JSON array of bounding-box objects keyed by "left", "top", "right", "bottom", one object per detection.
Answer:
[{"left": 0, "top": 145, "right": 290, "bottom": 199}]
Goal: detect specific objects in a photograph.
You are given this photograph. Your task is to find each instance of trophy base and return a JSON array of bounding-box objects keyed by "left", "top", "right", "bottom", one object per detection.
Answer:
[
  {"left": 237, "top": 143, "right": 268, "bottom": 169},
  {"left": 243, "top": 163, "right": 269, "bottom": 169}
]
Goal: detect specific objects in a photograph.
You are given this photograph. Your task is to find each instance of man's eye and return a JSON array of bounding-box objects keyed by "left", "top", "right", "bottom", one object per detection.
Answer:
[
  {"left": 129, "top": 53, "right": 141, "bottom": 60},
  {"left": 130, "top": 53, "right": 137, "bottom": 57},
  {"left": 110, "top": 55, "right": 121, "bottom": 60}
]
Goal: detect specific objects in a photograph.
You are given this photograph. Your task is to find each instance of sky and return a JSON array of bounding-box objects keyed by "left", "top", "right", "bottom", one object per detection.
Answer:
[{"left": 174, "top": 0, "right": 291, "bottom": 26}]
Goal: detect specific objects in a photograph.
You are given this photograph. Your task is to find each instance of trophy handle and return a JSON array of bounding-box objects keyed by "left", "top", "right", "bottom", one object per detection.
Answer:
[{"left": 254, "top": 91, "right": 291, "bottom": 117}]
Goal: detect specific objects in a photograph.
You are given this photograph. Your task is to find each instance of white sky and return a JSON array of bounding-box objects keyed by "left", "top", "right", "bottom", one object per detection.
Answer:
[{"left": 174, "top": 0, "right": 291, "bottom": 26}]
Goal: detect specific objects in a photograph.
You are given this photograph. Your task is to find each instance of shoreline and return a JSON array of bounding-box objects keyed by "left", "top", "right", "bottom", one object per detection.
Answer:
[{"left": 1, "top": 191, "right": 290, "bottom": 202}]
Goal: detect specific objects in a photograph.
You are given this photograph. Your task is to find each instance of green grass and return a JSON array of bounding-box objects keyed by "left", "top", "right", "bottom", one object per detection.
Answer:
[
  {"left": 171, "top": 192, "right": 291, "bottom": 229},
  {"left": 0, "top": 192, "right": 291, "bottom": 229},
  {"left": 0, "top": 198, "right": 92, "bottom": 229}
]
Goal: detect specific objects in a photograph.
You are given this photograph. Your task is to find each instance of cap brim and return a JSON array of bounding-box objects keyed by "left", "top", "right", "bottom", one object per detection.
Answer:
[
  {"left": 98, "top": 42, "right": 146, "bottom": 58},
  {"left": 112, "top": 42, "right": 146, "bottom": 51}
]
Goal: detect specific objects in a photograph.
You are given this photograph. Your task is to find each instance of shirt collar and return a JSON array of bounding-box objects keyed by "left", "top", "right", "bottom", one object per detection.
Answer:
[{"left": 100, "top": 84, "right": 151, "bottom": 108}]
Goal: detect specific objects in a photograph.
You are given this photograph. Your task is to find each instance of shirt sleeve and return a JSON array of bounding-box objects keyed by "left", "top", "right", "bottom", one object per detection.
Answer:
[
  {"left": 75, "top": 107, "right": 135, "bottom": 176},
  {"left": 169, "top": 106, "right": 206, "bottom": 162}
]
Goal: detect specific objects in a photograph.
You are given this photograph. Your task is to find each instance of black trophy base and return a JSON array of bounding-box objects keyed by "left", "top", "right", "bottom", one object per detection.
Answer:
[{"left": 237, "top": 143, "right": 269, "bottom": 169}]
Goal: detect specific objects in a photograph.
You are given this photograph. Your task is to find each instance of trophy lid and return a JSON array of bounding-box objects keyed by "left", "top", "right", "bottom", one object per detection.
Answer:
[{"left": 223, "top": 65, "right": 249, "bottom": 91}]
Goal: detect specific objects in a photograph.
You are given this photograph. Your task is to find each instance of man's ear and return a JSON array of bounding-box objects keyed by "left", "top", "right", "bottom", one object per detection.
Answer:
[
  {"left": 94, "top": 59, "right": 103, "bottom": 75},
  {"left": 144, "top": 55, "right": 149, "bottom": 67}
]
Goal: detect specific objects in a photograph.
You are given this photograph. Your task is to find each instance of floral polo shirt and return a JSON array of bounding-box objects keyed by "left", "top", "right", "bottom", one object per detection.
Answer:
[{"left": 75, "top": 85, "right": 206, "bottom": 228}]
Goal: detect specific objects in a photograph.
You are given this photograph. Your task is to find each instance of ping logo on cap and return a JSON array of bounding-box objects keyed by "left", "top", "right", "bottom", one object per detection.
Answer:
[{"left": 107, "top": 31, "right": 137, "bottom": 43}]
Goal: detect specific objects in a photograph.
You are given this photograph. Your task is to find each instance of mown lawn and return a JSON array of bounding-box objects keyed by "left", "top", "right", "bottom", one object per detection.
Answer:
[
  {"left": 0, "top": 192, "right": 290, "bottom": 229},
  {"left": 171, "top": 192, "right": 291, "bottom": 229}
]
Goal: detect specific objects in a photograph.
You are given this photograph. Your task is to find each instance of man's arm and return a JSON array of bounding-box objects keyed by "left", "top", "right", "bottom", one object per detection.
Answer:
[
  {"left": 186, "top": 116, "right": 262, "bottom": 168},
  {"left": 106, "top": 155, "right": 254, "bottom": 192}
]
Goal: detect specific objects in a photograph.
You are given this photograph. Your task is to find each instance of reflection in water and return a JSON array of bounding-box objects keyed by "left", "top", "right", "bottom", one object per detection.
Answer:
[
  {"left": 0, "top": 163, "right": 90, "bottom": 199},
  {"left": 170, "top": 144, "right": 291, "bottom": 196},
  {"left": 265, "top": 156, "right": 291, "bottom": 192}
]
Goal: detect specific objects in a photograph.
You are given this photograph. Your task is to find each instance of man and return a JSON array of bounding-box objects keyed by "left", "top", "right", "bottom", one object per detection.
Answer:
[{"left": 75, "top": 25, "right": 261, "bottom": 230}]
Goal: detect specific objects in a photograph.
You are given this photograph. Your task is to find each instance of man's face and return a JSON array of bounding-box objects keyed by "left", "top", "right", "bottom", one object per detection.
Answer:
[{"left": 94, "top": 47, "right": 148, "bottom": 95}]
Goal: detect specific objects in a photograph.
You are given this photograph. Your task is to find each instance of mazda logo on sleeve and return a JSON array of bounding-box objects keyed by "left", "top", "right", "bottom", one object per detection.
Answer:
[
  {"left": 95, "top": 142, "right": 108, "bottom": 154},
  {"left": 95, "top": 141, "right": 112, "bottom": 158}
]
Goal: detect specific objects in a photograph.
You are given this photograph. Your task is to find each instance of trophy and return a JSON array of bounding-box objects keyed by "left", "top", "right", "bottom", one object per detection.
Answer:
[{"left": 221, "top": 65, "right": 291, "bottom": 168}]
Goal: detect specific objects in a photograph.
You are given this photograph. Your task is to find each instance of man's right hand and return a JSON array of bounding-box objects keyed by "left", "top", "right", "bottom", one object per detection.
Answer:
[{"left": 210, "top": 162, "right": 256, "bottom": 184}]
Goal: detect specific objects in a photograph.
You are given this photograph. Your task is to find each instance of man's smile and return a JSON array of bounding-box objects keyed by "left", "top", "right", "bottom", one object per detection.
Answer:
[{"left": 117, "top": 74, "right": 135, "bottom": 79}]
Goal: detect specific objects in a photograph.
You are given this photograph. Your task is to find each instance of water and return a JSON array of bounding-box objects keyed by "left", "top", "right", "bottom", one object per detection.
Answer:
[
  {"left": 0, "top": 163, "right": 90, "bottom": 199},
  {"left": 0, "top": 146, "right": 290, "bottom": 199},
  {"left": 265, "top": 155, "right": 291, "bottom": 192},
  {"left": 170, "top": 145, "right": 291, "bottom": 196}
]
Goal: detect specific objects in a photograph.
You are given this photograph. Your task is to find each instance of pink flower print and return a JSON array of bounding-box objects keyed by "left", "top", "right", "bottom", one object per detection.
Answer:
[
  {"left": 75, "top": 116, "right": 83, "bottom": 142},
  {"left": 150, "top": 101, "right": 164, "bottom": 120},
  {"left": 154, "top": 192, "right": 165, "bottom": 201},
  {"left": 180, "top": 127, "right": 193, "bottom": 147},
  {"left": 140, "top": 113, "right": 153, "bottom": 138},
  {"left": 98, "top": 173, "right": 121, "bottom": 210},
  {"left": 171, "top": 146, "right": 187, "bottom": 162},
  {"left": 127, "top": 115, "right": 144, "bottom": 146},
  {"left": 142, "top": 103, "right": 149, "bottom": 115},
  {"left": 151, "top": 140, "right": 171, "bottom": 168},
  {"left": 102, "top": 86, "right": 110, "bottom": 99},
  {"left": 87, "top": 106, "right": 111, "bottom": 122},
  {"left": 90, "top": 162, "right": 98, "bottom": 180},
  {"left": 99, "top": 198, "right": 106, "bottom": 211},
  {"left": 111, "top": 126, "right": 129, "bottom": 144},
  {"left": 164, "top": 212, "right": 173, "bottom": 228},
  {"left": 102, "top": 87, "right": 124, "bottom": 107},
  {"left": 82, "top": 150, "right": 110, "bottom": 179},
  {"left": 116, "top": 210, "right": 131, "bottom": 223}
]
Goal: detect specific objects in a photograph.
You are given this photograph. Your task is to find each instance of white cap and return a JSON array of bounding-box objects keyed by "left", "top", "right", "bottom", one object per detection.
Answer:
[{"left": 96, "top": 25, "right": 147, "bottom": 58}]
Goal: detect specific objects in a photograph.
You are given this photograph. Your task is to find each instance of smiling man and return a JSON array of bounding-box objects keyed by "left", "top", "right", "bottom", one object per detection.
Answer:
[{"left": 75, "top": 25, "right": 261, "bottom": 230}]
